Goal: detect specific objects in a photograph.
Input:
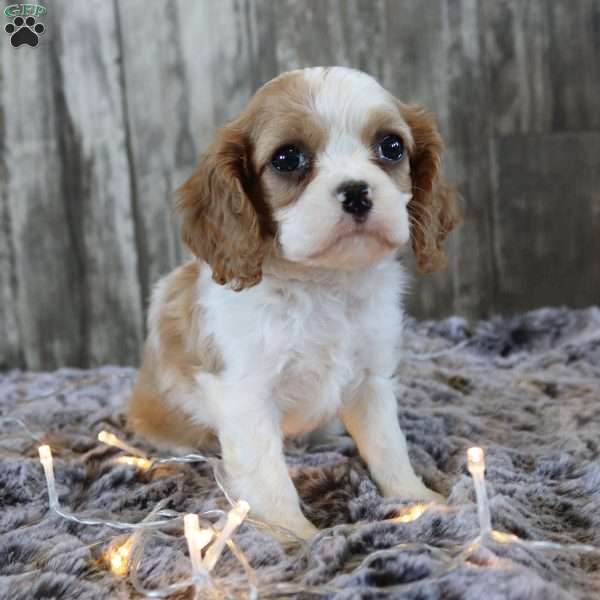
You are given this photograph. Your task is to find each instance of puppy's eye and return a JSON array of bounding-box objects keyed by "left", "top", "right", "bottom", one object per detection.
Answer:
[
  {"left": 271, "top": 145, "right": 307, "bottom": 172},
  {"left": 377, "top": 134, "right": 404, "bottom": 162}
]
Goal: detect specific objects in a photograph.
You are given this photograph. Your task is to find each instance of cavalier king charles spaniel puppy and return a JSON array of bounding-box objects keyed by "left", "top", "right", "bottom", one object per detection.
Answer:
[{"left": 128, "top": 66, "right": 459, "bottom": 539}]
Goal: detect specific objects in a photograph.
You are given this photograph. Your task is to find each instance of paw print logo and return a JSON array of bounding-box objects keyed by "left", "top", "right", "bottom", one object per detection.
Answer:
[{"left": 5, "top": 16, "right": 45, "bottom": 48}]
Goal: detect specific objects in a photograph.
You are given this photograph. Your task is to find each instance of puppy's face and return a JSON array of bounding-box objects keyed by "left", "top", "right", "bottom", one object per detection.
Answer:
[{"left": 178, "top": 67, "right": 459, "bottom": 289}]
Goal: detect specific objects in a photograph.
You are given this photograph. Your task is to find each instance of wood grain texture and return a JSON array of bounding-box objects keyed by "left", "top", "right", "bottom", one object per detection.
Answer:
[
  {"left": 546, "top": 0, "right": 600, "bottom": 131},
  {"left": 2, "top": 15, "right": 84, "bottom": 370},
  {"left": 491, "top": 132, "right": 600, "bottom": 312},
  {"left": 50, "top": 1, "right": 144, "bottom": 366},
  {"left": 0, "top": 180, "right": 21, "bottom": 370},
  {"left": 0, "top": 64, "right": 21, "bottom": 368},
  {"left": 116, "top": 0, "right": 191, "bottom": 309},
  {"left": 383, "top": 0, "right": 457, "bottom": 318},
  {"left": 443, "top": 0, "right": 498, "bottom": 317},
  {"left": 0, "top": 0, "right": 598, "bottom": 369}
]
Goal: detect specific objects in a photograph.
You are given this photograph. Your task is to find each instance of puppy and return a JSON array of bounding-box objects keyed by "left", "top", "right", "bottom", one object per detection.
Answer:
[{"left": 128, "top": 67, "right": 459, "bottom": 539}]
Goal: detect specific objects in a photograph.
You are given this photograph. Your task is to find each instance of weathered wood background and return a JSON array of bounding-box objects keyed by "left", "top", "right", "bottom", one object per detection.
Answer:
[{"left": 1, "top": 0, "right": 599, "bottom": 370}]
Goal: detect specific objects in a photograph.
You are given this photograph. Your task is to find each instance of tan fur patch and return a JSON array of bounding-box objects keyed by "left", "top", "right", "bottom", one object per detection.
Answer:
[
  {"left": 360, "top": 106, "right": 414, "bottom": 152},
  {"left": 400, "top": 104, "right": 461, "bottom": 272},
  {"left": 176, "top": 72, "right": 326, "bottom": 290},
  {"left": 247, "top": 74, "right": 326, "bottom": 169},
  {"left": 177, "top": 127, "right": 272, "bottom": 290},
  {"left": 127, "top": 261, "right": 221, "bottom": 449},
  {"left": 128, "top": 363, "right": 218, "bottom": 450},
  {"left": 247, "top": 72, "right": 326, "bottom": 210}
]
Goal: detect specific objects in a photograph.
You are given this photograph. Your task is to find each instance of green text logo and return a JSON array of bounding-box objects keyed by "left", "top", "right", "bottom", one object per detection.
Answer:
[{"left": 4, "top": 4, "right": 47, "bottom": 18}]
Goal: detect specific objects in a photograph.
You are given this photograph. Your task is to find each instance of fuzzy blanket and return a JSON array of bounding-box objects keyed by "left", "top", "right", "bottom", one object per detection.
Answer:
[{"left": 1, "top": 307, "right": 599, "bottom": 600}]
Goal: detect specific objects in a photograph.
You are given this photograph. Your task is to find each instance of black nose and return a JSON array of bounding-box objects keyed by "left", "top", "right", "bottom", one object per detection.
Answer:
[{"left": 338, "top": 181, "right": 372, "bottom": 222}]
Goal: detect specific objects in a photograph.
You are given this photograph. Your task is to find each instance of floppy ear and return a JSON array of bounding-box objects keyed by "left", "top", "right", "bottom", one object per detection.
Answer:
[
  {"left": 402, "top": 105, "right": 460, "bottom": 273},
  {"left": 176, "top": 125, "right": 271, "bottom": 290}
]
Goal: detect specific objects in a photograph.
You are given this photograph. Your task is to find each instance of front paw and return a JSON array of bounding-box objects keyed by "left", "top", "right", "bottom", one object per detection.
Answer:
[
  {"left": 292, "top": 519, "right": 319, "bottom": 540},
  {"left": 263, "top": 515, "right": 319, "bottom": 542},
  {"left": 382, "top": 478, "right": 445, "bottom": 504}
]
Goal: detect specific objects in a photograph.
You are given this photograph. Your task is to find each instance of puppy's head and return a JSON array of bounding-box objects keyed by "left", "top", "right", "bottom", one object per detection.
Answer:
[{"left": 177, "top": 67, "right": 459, "bottom": 289}]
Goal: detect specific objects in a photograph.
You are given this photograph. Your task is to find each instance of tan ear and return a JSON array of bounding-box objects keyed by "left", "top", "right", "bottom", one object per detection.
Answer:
[
  {"left": 176, "top": 125, "right": 271, "bottom": 290},
  {"left": 402, "top": 105, "right": 460, "bottom": 273}
]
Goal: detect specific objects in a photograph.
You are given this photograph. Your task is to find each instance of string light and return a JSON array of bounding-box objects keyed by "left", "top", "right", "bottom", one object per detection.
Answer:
[
  {"left": 203, "top": 500, "right": 250, "bottom": 572},
  {"left": 37, "top": 444, "right": 180, "bottom": 531},
  {"left": 403, "top": 339, "right": 470, "bottom": 361},
  {"left": 35, "top": 437, "right": 258, "bottom": 597},
  {"left": 99, "top": 429, "right": 211, "bottom": 472},
  {"left": 224, "top": 537, "right": 259, "bottom": 599},
  {"left": 0, "top": 416, "right": 43, "bottom": 443},
  {"left": 391, "top": 502, "right": 429, "bottom": 523},
  {"left": 467, "top": 446, "right": 491, "bottom": 537},
  {"left": 98, "top": 430, "right": 148, "bottom": 458},
  {"left": 183, "top": 513, "right": 214, "bottom": 600},
  {"left": 113, "top": 455, "right": 153, "bottom": 470},
  {"left": 467, "top": 447, "right": 600, "bottom": 555},
  {"left": 16, "top": 420, "right": 599, "bottom": 598},
  {"left": 38, "top": 445, "right": 59, "bottom": 510},
  {"left": 107, "top": 538, "right": 133, "bottom": 577},
  {"left": 152, "top": 453, "right": 209, "bottom": 466}
]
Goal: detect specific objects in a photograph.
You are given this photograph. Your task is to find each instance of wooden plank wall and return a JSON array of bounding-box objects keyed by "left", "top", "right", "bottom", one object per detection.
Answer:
[{"left": 1, "top": 0, "right": 599, "bottom": 370}]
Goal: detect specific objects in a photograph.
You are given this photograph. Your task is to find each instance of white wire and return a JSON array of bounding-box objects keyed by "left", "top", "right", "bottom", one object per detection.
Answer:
[
  {"left": 0, "top": 416, "right": 43, "bottom": 442},
  {"left": 403, "top": 339, "right": 470, "bottom": 361},
  {"left": 4, "top": 414, "right": 599, "bottom": 598}
]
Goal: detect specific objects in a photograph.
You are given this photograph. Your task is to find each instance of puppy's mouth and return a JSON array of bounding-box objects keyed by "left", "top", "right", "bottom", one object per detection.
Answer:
[{"left": 307, "top": 220, "right": 400, "bottom": 261}]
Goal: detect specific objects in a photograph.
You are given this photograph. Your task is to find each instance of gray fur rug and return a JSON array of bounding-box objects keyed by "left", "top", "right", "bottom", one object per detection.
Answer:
[{"left": 1, "top": 307, "right": 600, "bottom": 599}]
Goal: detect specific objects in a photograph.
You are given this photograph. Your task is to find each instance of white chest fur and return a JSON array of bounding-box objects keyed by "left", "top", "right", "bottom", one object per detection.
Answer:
[{"left": 200, "top": 258, "right": 406, "bottom": 436}]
